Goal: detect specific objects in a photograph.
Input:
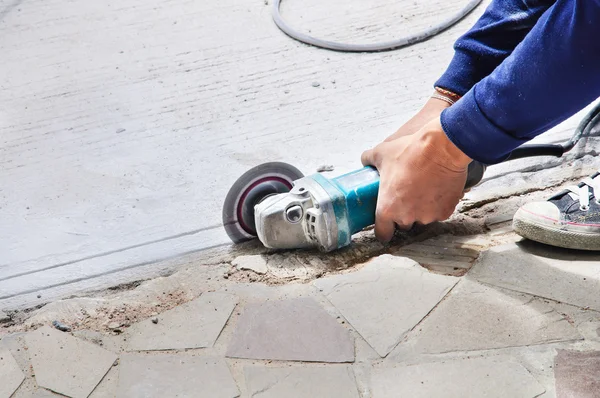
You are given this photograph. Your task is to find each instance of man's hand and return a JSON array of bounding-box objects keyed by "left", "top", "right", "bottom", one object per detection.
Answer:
[
  {"left": 361, "top": 117, "right": 472, "bottom": 242},
  {"left": 384, "top": 97, "right": 452, "bottom": 142}
]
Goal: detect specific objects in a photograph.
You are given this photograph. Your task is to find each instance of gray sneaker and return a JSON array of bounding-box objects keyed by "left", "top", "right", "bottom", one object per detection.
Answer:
[{"left": 513, "top": 171, "right": 600, "bottom": 250}]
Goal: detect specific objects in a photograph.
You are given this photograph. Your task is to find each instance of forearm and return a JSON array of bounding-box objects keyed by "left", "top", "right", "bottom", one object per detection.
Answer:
[
  {"left": 435, "top": 0, "right": 556, "bottom": 96},
  {"left": 441, "top": 0, "right": 600, "bottom": 164}
]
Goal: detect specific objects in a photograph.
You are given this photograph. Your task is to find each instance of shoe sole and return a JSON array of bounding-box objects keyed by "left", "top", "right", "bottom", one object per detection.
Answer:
[{"left": 513, "top": 216, "right": 600, "bottom": 251}]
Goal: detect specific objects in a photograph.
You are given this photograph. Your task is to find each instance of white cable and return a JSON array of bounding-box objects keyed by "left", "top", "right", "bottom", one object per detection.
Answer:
[{"left": 272, "top": 0, "right": 483, "bottom": 52}]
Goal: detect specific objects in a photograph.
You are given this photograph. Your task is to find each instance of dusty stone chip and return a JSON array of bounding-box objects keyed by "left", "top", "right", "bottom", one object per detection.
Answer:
[{"left": 232, "top": 255, "right": 267, "bottom": 274}]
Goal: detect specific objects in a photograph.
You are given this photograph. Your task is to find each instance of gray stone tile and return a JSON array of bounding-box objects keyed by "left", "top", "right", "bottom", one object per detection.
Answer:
[
  {"left": 116, "top": 353, "right": 239, "bottom": 398},
  {"left": 390, "top": 280, "right": 581, "bottom": 359},
  {"left": 244, "top": 365, "right": 359, "bottom": 398},
  {"left": 555, "top": 350, "right": 600, "bottom": 398},
  {"left": 469, "top": 242, "right": 600, "bottom": 310},
  {"left": 371, "top": 357, "right": 545, "bottom": 398},
  {"left": 127, "top": 292, "right": 237, "bottom": 351},
  {"left": 0, "top": 348, "right": 25, "bottom": 398},
  {"left": 25, "top": 326, "right": 117, "bottom": 398},
  {"left": 233, "top": 255, "right": 267, "bottom": 274},
  {"left": 392, "top": 236, "right": 483, "bottom": 276},
  {"left": 89, "top": 366, "right": 118, "bottom": 398},
  {"left": 313, "top": 255, "right": 458, "bottom": 357},
  {"left": 29, "top": 390, "right": 62, "bottom": 397},
  {"left": 0, "top": 310, "right": 9, "bottom": 323},
  {"left": 226, "top": 298, "right": 354, "bottom": 362}
]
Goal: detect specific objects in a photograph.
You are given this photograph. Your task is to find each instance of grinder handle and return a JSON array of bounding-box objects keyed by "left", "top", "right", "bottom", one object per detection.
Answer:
[{"left": 330, "top": 161, "right": 486, "bottom": 237}]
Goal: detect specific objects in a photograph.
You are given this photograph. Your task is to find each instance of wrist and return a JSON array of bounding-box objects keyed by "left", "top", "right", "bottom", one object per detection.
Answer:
[{"left": 420, "top": 118, "right": 472, "bottom": 170}]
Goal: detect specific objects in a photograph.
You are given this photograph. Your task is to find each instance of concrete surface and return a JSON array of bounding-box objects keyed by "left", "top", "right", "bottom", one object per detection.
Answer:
[
  {"left": 2, "top": 0, "right": 599, "bottom": 310},
  {"left": 313, "top": 254, "right": 458, "bottom": 357}
]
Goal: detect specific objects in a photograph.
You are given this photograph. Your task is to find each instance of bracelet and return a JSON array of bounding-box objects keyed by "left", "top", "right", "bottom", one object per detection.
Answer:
[
  {"left": 431, "top": 92, "right": 455, "bottom": 106},
  {"left": 434, "top": 86, "right": 461, "bottom": 101}
]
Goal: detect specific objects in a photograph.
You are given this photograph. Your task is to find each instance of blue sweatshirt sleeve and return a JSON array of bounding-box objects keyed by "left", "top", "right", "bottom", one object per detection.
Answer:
[
  {"left": 440, "top": 0, "right": 600, "bottom": 165},
  {"left": 435, "top": 0, "right": 556, "bottom": 96}
]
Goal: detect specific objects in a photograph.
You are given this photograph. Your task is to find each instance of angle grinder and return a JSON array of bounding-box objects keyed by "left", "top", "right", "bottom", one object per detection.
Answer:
[
  {"left": 222, "top": 161, "right": 485, "bottom": 252},
  {"left": 222, "top": 102, "right": 600, "bottom": 252}
]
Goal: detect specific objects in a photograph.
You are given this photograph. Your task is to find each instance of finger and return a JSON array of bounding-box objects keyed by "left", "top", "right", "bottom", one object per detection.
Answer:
[
  {"left": 374, "top": 216, "right": 396, "bottom": 243},
  {"left": 361, "top": 148, "right": 377, "bottom": 167},
  {"left": 374, "top": 205, "right": 396, "bottom": 243}
]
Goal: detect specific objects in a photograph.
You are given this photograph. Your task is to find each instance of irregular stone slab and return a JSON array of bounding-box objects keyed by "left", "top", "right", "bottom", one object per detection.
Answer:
[
  {"left": 0, "top": 348, "right": 25, "bottom": 398},
  {"left": 25, "top": 326, "right": 117, "bottom": 398},
  {"left": 390, "top": 280, "right": 580, "bottom": 358},
  {"left": 555, "top": 350, "right": 600, "bottom": 398},
  {"left": 232, "top": 255, "right": 267, "bottom": 274},
  {"left": 31, "top": 390, "right": 62, "bottom": 397},
  {"left": 244, "top": 365, "right": 359, "bottom": 398},
  {"left": 0, "top": 310, "right": 9, "bottom": 323},
  {"left": 314, "top": 255, "right": 458, "bottom": 357},
  {"left": 392, "top": 236, "right": 484, "bottom": 276},
  {"left": 127, "top": 292, "right": 237, "bottom": 351},
  {"left": 116, "top": 353, "right": 239, "bottom": 398},
  {"left": 371, "top": 357, "right": 545, "bottom": 397},
  {"left": 469, "top": 242, "right": 600, "bottom": 311},
  {"left": 226, "top": 298, "right": 354, "bottom": 362}
]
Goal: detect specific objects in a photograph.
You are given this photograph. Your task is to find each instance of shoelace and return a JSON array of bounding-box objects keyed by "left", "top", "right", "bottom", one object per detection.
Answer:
[{"left": 565, "top": 172, "right": 600, "bottom": 210}]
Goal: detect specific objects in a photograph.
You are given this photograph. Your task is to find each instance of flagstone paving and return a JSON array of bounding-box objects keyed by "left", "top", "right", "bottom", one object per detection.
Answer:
[{"left": 4, "top": 244, "right": 600, "bottom": 398}]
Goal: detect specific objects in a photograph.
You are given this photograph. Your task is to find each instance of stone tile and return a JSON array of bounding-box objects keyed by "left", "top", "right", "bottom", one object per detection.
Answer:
[
  {"left": 555, "top": 350, "right": 600, "bottom": 398},
  {"left": 29, "top": 390, "right": 62, "bottom": 397},
  {"left": 390, "top": 280, "right": 581, "bottom": 359},
  {"left": 469, "top": 242, "right": 600, "bottom": 311},
  {"left": 0, "top": 310, "right": 9, "bottom": 323},
  {"left": 89, "top": 366, "right": 118, "bottom": 398},
  {"left": 232, "top": 255, "right": 267, "bottom": 274},
  {"left": 371, "top": 357, "right": 545, "bottom": 397},
  {"left": 0, "top": 348, "right": 25, "bottom": 398},
  {"left": 314, "top": 255, "right": 458, "bottom": 357},
  {"left": 392, "top": 237, "right": 482, "bottom": 276},
  {"left": 244, "top": 365, "right": 359, "bottom": 398},
  {"left": 226, "top": 298, "right": 354, "bottom": 362},
  {"left": 25, "top": 326, "right": 117, "bottom": 398},
  {"left": 127, "top": 292, "right": 237, "bottom": 351},
  {"left": 116, "top": 353, "right": 239, "bottom": 398}
]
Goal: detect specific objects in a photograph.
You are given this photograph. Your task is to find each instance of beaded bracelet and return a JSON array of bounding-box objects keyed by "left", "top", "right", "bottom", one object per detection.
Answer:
[{"left": 434, "top": 86, "right": 461, "bottom": 101}]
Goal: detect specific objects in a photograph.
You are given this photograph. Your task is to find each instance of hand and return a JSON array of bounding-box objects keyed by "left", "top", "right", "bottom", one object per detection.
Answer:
[
  {"left": 361, "top": 117, "right": 472, "bottom": 242},
  {"left": 383, "top": 97, "right": 451, "bottom": 142}
]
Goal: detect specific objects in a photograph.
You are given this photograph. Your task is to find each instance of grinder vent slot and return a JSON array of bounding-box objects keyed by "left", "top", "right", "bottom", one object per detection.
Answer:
[{"left": 306, "top": 212, "right": 318, "bottom": 241}]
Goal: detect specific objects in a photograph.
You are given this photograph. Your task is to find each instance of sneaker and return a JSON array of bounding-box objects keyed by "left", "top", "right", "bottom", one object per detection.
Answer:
[{"left": 513, "top": 171, "right": 600, "bottom": 250}]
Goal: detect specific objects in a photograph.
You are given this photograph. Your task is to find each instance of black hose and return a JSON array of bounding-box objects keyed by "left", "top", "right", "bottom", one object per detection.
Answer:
[{"left": 499, "top": 100, "right": 600, "bottom": 163}]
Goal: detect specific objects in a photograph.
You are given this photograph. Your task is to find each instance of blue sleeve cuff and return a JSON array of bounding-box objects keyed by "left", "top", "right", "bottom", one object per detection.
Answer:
[
  {"left": 434, "top": 51, "right": 479, "bottom": 97},
  {"left": 440, "top": 87, "right": 528, "bottom": 165}
]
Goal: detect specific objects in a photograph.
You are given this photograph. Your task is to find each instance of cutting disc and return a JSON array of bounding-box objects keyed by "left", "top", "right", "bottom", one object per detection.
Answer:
[{"left": 223, "top": 162, "right": 304, "bottom": 243}]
